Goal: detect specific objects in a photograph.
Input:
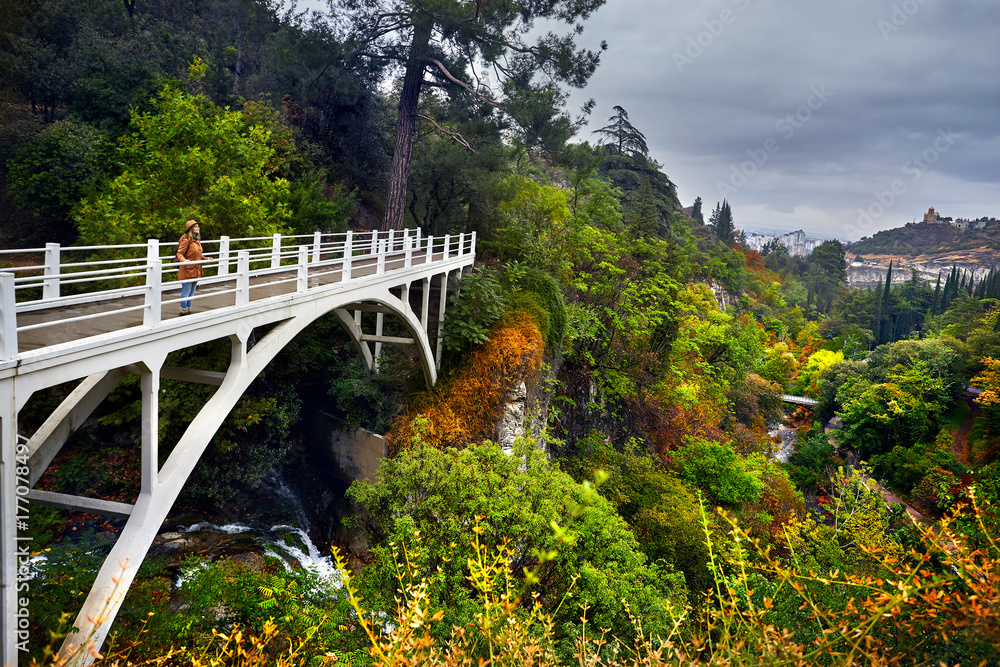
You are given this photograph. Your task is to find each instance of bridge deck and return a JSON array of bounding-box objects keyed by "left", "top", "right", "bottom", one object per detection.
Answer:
[
  {"left": 14, "top": 250, "right": 444, "bottom": 353},
  {"left": 782, "top": 394, "right": 818, "bottom": 406}
]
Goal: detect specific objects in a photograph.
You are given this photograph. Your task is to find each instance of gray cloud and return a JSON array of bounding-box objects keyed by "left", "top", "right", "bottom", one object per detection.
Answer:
[
  {"left": 567, "top": 0, "right": 1000, "bottom": 239},
  {"left": 294, "top": 0, "right": 999, "bottom": 239}
]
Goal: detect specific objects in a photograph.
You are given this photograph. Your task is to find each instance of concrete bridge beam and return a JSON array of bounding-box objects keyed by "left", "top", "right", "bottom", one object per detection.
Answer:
[{"left": 26, "top": 368, "right": 128, "bottom": 487}]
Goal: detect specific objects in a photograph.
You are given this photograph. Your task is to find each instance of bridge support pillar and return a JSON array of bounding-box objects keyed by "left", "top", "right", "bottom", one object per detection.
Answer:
[
  {"left": 140, "top": 362, "right": 162, "bottom": 495},
  {"left": 435, "top": 271, "right": 451, "bottom": 370},
  {"left": 421, "top": 278, "right": 430, "bottom": 329},
  {"left": 374, "top": 312, "right": 384, "bottom": 373}
]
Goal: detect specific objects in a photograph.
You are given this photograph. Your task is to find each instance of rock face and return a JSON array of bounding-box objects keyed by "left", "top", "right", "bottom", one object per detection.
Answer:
[
  {"left": 847, "top": 253, "right": 997, "bottom": 288},
  {"left": 496, "top": 381, "right": 528, "bottom": 454},
  {"left": 707, "top": 280, "right": 736, "bottom": 311}
]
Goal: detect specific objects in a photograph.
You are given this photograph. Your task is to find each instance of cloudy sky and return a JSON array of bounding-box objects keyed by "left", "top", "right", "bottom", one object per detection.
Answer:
[
  {"left": 298, "top": 0, "right": 1000, "bottom": 241},
  {"left": 557, "top": 0, "right": 1000, "bottom": 240}
]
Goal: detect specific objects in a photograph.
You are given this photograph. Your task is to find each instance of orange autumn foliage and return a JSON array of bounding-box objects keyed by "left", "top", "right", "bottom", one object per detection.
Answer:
[{"left": 387, "top": 311, "right": 545, "bottom": 452}]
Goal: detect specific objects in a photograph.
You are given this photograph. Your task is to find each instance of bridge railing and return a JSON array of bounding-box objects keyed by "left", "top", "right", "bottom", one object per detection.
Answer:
[{"left": 0, "top": 229, "right": 476, "bottom": 361}]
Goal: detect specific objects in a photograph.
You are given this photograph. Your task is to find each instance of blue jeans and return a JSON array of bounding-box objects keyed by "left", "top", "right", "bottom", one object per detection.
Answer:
[{"left": 180, "top": 281, "right": 198, "bottom": 309}]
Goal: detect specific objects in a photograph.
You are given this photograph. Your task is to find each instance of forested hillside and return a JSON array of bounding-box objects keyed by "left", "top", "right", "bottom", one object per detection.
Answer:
[
  {"left": 849, "top": 220, "right": 1000, "bottom": 256},
  {"left": 3, "top": 1, "right": 1000, "bottom": 666}
]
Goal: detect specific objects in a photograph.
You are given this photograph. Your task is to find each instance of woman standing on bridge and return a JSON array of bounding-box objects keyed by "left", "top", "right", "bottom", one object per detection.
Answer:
[{"left": 175, "top": 219, "right": 205, "bottom": 316}]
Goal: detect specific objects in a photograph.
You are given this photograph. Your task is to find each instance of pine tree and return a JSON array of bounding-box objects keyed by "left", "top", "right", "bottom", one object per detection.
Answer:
[
  {"left": 347, "top": 0, "right": 609, "bottom": 230},
  {"left": 691, "top": 196, "right": 704, "bottom": 225},
  {"left": 596, "top": 106, "right": 650, "bottom": 159},
  {"left": 709, "top": 199, "right": 736, "bottom": 245}
]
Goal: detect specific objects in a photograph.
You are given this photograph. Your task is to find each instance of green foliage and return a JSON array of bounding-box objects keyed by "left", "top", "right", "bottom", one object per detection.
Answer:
[
  {"left": 757, "top": 341, "right": 797, "bottom": 388},
  {"left": 794, "top": 349, "right": 844, "bottom": 396},
  {"left": 6, "top": 119, "right": 114, "bottom": 243},
  {"left": 674, "top": 437, "right": 766, "bottom": 508},
  {"left": 441, "top": 266, "right": 508, "bottom": 352},
  {"left": 562, "top": 434, "right": 714, "bottom": 595},
  {"left": 327, "top": 355, "right": 401, "bottom": 433},
  {"left": 443, "top": 263, "right": 568, "bottom": 354},
  {"left": 285, "top": 171, "right": 355, "bottom": 234},
  {"left": 866, "top": 336, "right": 967, "bottom": 396},
  {"left": 708, "top": 199, "right": 735, "bottom": 246},
  {"left": 786, "top": 427, "right": 841, "bottom": 490},
  {"left": 176, "top": 553, "right": 349, "bottom": 639},
  {"left": 347, "top": 439, "right": 687, "bottom": 648},
  {"left": 185, "top": 387, "right": 301, "bottom": 504},
  {"left": 23, "top": 532, "right": 112, "bottom": 660},
  {"left": 836, "top": 362, "right": 948, "bottom": 459},
  {"left": 75, "top": 74, "right": 294, "bottom": 244},
  {"left": 104, "top": 552, "right": 359, "bottom": 662},
  {"left": 870, "top": 430, "right": 968, "bottom": 495},
  {"left": 805, "top": 239, "right": 847, "bottom": 314}
]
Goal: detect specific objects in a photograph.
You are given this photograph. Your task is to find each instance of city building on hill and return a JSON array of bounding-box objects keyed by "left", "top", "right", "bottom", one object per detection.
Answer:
[{"left": 742, "top": 229, "right": 821, "bottom": 256}]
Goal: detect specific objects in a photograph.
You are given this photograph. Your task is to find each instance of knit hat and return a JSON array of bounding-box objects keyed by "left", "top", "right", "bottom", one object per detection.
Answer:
[{"left": 185, "top": 219, "right": 199, "bottom": 231}]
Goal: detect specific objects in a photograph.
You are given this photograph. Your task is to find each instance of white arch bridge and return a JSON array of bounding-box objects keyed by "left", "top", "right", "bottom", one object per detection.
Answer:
[{"left": 0, "top": 229, "right": 475, "bottom": 665}]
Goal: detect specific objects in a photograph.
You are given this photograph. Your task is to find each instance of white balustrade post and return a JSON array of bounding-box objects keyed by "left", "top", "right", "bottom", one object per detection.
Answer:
[
  {"left": 43, "top": 242, "right": 60, "bottom": 300},
  {"left": 236, "top": 251, "right": 250, "bottom": 306},
  {"left": 370, "top": 231, "right": 377, "bottom": 255},
  {"left": 271, "top": 233, "right": 282, "bottom": 269},
  {"left": 426, "top": 235, "right": 434, "bottom": 263},
  {"left": 143, "top": 259, "right": 162, "bottom": 327},
  {"left": 297, "top": 246, "right": 309, "bottom": 292},
  {"left": 458, "top": 232, "right": 465, "bottom": 257},
  {"left": 444, "top": 234, "right": 451, "bottom": 260},
  {"left": 470, "top": 230, "right": 477, "bottom": 255},
  {"left": 147, "top": 238, "right": 159, "bottom": 262},
  {"left": 218, "top": 236, "right": 231, "bottom": 276},
  {"left": 343, "top": 230, "right": 353, "bottom": 281},
  {"left": 377, "top": 239, "right": 386, "bottom": 275},
  {"left": 0, "top": 273, "right": 16, "bottom": 361},
  {"left": 389, "top": 229, "right": 396, "bottom": 253},
  {"left": 312, "top": 231, "right": 322, "bottom": 264},
  {"left": 405, "top": 234, "right": 413, "bottom": 268}
]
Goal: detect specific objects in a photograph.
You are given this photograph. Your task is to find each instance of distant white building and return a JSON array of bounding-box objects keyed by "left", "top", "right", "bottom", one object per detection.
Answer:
[{"left": 740, "top": 228, "right": 822, "bottom": 256}]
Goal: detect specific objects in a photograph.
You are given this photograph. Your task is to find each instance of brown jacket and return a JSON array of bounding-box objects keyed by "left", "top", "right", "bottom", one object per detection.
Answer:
[{"left": 176, "top": 235, "right": 205, "bottom": 281}]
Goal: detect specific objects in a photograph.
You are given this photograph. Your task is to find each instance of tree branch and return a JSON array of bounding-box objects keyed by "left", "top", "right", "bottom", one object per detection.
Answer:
[
  {"left": 417, "top": 114, "right": 475, "bottom": 152},
  {"left": 427, "top": 58, "right": 507, "bottom": 111}
]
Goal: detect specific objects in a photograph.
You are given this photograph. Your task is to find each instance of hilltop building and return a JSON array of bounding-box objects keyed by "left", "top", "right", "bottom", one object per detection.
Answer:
[
  {"left": 952, "top": 218, "right": 987, "bottom": 231},
  {"left": 924, "top": 207, "right": 941, "bottom": 223}
]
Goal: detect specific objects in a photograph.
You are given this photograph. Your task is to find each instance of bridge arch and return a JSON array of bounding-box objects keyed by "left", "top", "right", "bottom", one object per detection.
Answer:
[{"left": 56, "top": 275, "right": 459, "bottom": 659}]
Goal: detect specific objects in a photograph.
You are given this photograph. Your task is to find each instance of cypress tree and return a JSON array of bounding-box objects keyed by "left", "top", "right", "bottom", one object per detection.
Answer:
[
  {"left": 879, "top": 262, "right": 893, "bottom": 344},
  {"left": 930, "top": 274, "right": 942, "bottom": 316},
  {"left": 873, "top": 277, "right": 884, "bottom": 341}
]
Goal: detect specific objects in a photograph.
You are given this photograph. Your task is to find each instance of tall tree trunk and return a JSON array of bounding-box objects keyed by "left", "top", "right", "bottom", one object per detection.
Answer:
[
  {"left": 233, "top": 25, "right": 244, "bottom": 96},
  {"left": 383, "top": 18, "right": 433, "bottom": 231}
]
